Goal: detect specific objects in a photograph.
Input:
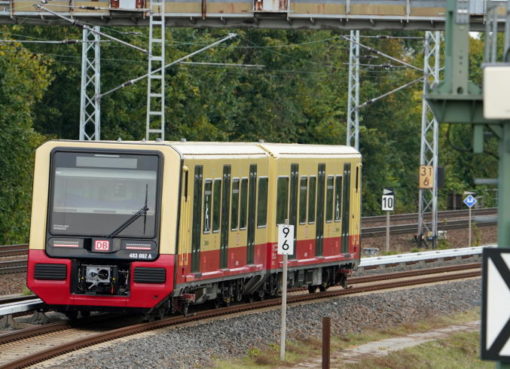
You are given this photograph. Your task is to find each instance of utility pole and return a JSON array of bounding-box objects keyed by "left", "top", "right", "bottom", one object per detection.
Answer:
[
  {"left": 79, "top": 27, "right": 101, "bottom": 141},
  {"left": 146, "top": 0, "right": 166, "bottom": 141},
  {"left": 346, "top": 30, "right": 360, "bottom": 150},
  {"left": 417, "top": 31, "right": 441, "bottom": 247}
]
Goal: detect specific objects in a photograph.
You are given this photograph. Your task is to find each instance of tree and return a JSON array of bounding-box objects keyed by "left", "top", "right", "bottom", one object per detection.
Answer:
[{"left": 0, "top": 38, "right": 52, "bottom": 243}]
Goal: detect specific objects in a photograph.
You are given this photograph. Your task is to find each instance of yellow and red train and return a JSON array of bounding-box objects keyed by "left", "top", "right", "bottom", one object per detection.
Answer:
[{"left": 27, "top": 140, "right": 361, "bottom": 317}]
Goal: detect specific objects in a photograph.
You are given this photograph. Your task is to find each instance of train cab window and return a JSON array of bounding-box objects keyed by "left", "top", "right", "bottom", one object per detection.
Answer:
[
  {"left": 213, "top": 179, "right": 221, "bottom": 232},
  {"left": 326, "top": 176, "right": 334, "bottom": 222},
  {"left": 203, "top": 179, "right": 212, "bottom": 233},
  {"left": 240, "top": 178, "right": 248, "bottom": 229},
  {"left": 299, "top": 177, "right": 308, "bottom": 224},
  {"left": 276, "top": 177, "right": 289, "bottom": 224},
  {"left": 231, "top": 178, "right": 240, "bottom": 230},
  {"left": 50, "top": 151, "right": 159, "bottom": 238},
  {"left": 308, "top": 176, "right": 316, "bottom": 224},
  {"left": 257, "top": 177, "right": 268, "bottom": 227},
  {"left": 334, "top": 176, "right": 342, "bottom": 222}
]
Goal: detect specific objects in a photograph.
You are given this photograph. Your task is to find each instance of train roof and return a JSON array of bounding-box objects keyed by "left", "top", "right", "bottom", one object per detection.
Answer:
[
  {"left": 259, "top": 143, "right": 360, "bottom": 157},
  {"left": 43, "top": 140, "right": 361, "bottom": 158},
  {"left": 167, "top": 142, "right": 360, "bottom": 158}
]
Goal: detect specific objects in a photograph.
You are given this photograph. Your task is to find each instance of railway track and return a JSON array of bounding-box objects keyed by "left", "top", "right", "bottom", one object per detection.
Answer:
[
  {"left": 0, "top": 262, "right": 480, "bottom": 369},
  {"left": 361, "top": 207, "right": 496, "bottom": 226},
  {"left": 0, "top": 260, "right": 27, "bottom": 275},
  {"left": 0, "top": 245, "right": 27, "bottom": 258}
]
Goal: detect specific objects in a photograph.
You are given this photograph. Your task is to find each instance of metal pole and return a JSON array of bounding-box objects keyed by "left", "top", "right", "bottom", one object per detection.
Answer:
[
  {"left": 347, "top": 30, "right": 360, "bottom": 150},
  {"left": 386, "top": 211, "right": 390, "bottom": 252},
  {"left": 418, "top": 31, "right": 441, "bottom": 247},
  {"left": 79, "top": 27, "right": 101, "bottom": 141},
  {"left": 468, "top": 206, "right": 472, "bottom": 246},
  {"left": 497, "top": 123, "right": 510, "bottom": 369},
  {"left": 280, "top": 253, "right": 288, "bottom": 361},
  {"left": 322, "top": 317, "right": 331, "bottom": 369}
]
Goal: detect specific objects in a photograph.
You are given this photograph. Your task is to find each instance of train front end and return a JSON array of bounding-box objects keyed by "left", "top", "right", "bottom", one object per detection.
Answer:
[{"left": 27, "top": 141, "right": 180, "bottom": 313}]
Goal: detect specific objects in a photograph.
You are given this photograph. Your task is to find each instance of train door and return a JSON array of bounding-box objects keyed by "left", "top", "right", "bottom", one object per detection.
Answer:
[
  {"left": 247, "top": 164, "right": 257, "bottom": 264},
  {"left": 191, "top": 165, "right": 203, "bottom": 273},
  {"left": 220, "top": 165, "right": 231, "bottom": 269},
  {"left": 315, "top": 163, "right": 326, "bottom": 256},
  {"left": 289, "top": 164, "right": 299, "bottom": 259},
  {"left": 341, "top": 163, "right": 351, "bottom": 253}
]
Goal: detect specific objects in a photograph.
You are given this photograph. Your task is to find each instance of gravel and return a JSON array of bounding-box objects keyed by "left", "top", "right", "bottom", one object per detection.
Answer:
[
  {"left": 32, "top": 279, "right": 481, "bottom": 369},
  {"left": 0, "top": 273, "right": 26, "bottom": 296}
]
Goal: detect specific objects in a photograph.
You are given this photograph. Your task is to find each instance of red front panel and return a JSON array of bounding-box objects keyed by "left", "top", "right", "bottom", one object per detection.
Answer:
[{"left": 27, "top": 249, "right": 175, "bottom": 309}]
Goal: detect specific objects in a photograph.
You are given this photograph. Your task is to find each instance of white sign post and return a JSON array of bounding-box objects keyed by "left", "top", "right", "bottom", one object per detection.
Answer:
[
  {"left": 382, "top": 188, "right": 394, "bottom": 252},
  {"left": 277, "top": 224, "right": 294, "bottom": 361},
  {"left": 463, "top": 194, "right": 477, "bottom": 246}
]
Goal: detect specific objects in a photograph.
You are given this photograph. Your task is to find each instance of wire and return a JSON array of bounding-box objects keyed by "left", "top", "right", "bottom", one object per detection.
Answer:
[{"left": 0, "top": 39, "right": 110, "bottom": 44}]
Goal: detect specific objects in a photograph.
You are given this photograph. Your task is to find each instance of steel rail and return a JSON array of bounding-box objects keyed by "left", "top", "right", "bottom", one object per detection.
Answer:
[
  {"left": 362, "top": 217, "right": 495, "bottom": 237},
  {"left": 0, "top": 244, "right": 28, "bottom": 257},
  {"left": 0, "top": 263, "right": 480, "bottom": 369},
  {"left": 0, "top": 260, "right": 27, "bottom": 275},
  {"left": 361, "top": 207, "right": 496, "bottom": 224}
]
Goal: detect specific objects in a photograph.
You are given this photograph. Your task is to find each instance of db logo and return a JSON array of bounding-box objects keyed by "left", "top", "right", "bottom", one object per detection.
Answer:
[{"left": 94, "top": 240, "right": 110, "bottom": 252}]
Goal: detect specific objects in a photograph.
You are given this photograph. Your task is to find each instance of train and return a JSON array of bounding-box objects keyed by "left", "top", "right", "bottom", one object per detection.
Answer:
[{"left": 27, "top": 140, "right": 362, "bottom": 318}]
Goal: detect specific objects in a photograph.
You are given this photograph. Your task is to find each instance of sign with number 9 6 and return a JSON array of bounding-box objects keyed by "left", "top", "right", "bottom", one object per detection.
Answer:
[{"left": 277, "top": 224, "right": 294, "bottom": 255}]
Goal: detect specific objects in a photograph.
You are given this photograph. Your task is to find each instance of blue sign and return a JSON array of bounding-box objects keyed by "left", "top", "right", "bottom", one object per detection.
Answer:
[{"left": 463, "top": 194, "right": 477, "bottom": 208}]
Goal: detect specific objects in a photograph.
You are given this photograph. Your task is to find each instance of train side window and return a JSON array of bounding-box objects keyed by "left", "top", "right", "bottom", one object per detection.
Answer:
[
  {"left": 213, "top": 179, "right": 221, "bottom": 232},
  {"left": 231, "top": 178, "right": 240, "bottom": 230},
  {"left": 308, "top": 176, "right": 316, "bottom": 224},
  {"left": 240, "top": 178, "right": 248, "bottom": 229},
  {"left": 276, "top": 177, "right": 289, "bottom": 224},
  {"left": 326, "top": 176, "right": 334, "bottom": 222},
  {"left": 334, "top": 176, "right": 342, "bottom": 222},
  {"left": 299, "top": 177, "right": 308, "bottom": 224},
  {"left": 257, "top": 177, "right": 268, "bottom": 227},
  {"left": 203, "top": 179, "right": 212, "bottom": 233}
]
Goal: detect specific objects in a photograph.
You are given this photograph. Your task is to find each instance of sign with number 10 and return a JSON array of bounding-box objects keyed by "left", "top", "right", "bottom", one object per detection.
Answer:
[{"left": 277, "top": 224, "right": 295, "bottom": 255}]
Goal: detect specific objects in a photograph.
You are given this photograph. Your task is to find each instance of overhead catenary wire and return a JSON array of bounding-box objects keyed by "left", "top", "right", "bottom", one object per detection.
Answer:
[
  {"left": 97, "top": 33, "right": 237, "bottom": 99},
  {"left": 0, "top": 39, "right": 110, "bottom": 44},
  {"left": 340, "top": 34, "right": 422, "bottom": 72},
  {"left": 35, "top": 4, "right": 148, "bottom": 54},
  {"left": 358, "top": 76, "right": 424, "bottom": 109},
  {"left": 180, "top": 61, "right": 264, "bottom": 69}
]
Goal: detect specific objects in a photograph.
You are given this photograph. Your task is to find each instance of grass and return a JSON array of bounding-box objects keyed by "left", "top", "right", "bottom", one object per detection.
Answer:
[
  {"left": 212, "top": 309, "right": 484, "bottom": 369},
  {"left": 343, "top": 330, "right": 491, "bottom": 369}
]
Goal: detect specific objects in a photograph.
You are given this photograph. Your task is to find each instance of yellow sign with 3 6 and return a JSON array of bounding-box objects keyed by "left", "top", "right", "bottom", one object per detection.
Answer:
[{"left": 419, "top": 165, "right": 434, "bottom": 189}]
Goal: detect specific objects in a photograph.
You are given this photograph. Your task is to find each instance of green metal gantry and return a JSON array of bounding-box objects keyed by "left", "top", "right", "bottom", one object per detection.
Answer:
[{"left": 425, "top": 0, "right": 509, "bottom": 367}]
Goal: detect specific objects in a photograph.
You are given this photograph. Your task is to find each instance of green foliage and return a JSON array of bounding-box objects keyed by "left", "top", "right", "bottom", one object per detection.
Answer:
[
  {"left": 0, "top": 27, "right": 498, "bottom": 243},
  {"left": 0, "top": 37, "right": 52, "bottom": 243}
]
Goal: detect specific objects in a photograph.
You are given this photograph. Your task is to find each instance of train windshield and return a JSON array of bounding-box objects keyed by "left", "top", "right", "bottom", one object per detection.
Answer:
[{"left": 49, "top": 151, "right": 159, "bottom": 238}]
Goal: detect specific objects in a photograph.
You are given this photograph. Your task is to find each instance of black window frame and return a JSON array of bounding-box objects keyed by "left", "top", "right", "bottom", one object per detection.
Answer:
[
  {"left": 299, "top": 176, "right": 308, "bottom": 225},
  {"left": 257, "top": 177, "right": 268, "bottom": 228},
  {"left": 231, "top": 178, "right": 240, "bottom": 231},
  {"left": 203, "top": 179, "right": 213, "bottom": 233},
  {"left": 212, "top": 178, "right": 222, "bottom": 233},
  {"left": 326, "top": 175, "right": 335, "bottom": 222},
  {"left": 334, "top": 175, "right": 343, "bottom": 222},
  {"left": 47, "top": 147, "right": 163, "bottom": 240},
  {"left": 239, "top": 177, "right": 249, "bottom": 230},
  {"left": 276, "top": 176, "right": 289, "bottom": 224},
  {"left": 308, "top": 176, "right": 317, "bottom": 224}
]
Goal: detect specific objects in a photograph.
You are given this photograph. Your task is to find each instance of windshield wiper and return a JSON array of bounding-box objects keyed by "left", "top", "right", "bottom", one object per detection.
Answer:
[{"left": 108, "top": 184, "right": 149, "bottom": 238}]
